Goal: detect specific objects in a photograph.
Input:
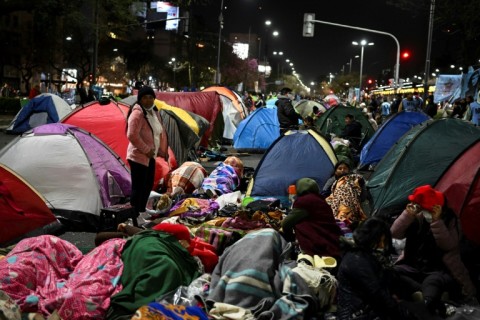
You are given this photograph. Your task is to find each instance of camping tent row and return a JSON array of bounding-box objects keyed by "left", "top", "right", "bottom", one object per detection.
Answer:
[
  {"left": 0, "top": 124, "right": 132, "bottom": 235},
  {"left": 366, "top": 118, "right": 480, "bottom": 245},
  {"left": 10, "top": 87, "right": 247, "bottom": 152}
]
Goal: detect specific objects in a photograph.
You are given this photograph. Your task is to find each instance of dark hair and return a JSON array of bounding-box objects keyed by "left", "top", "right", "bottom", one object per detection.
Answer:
[
  {"left": 280, "top": 87, "right": 292, "bottom": 95},
  {"left": 313, "top": 106, "right": 319, "bottom": 112},
  {"left": 335, "top": 160, "right": 351, "bottom": 170},
  {"left": 345, "top": 114, "right": 354, "bottom": 120},
  {"left": 353, "top": 217, "right": 394, "bottom": 254}
]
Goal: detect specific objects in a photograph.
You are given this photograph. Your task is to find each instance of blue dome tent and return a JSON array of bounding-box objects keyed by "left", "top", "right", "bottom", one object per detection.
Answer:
[
  {"left": 233, "top": 107, "right": 279, "bottom": 153},
  {"left": 246, "top": 129, "right": 337, "bottom": 200},
  {"left": 359, "top": 111, "right": 430, "bottom": 169}
]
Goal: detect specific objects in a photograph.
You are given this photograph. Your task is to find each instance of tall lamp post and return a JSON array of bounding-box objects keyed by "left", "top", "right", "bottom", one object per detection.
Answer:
[
  {"left": 169, "top": 58, "right": 177, "bottom": 90},
  {"left": 352, "top": 40, "right": 374, "bottom": 92},
  {"left": 215, "top": 0, "right": 225, "bottom": 84}
]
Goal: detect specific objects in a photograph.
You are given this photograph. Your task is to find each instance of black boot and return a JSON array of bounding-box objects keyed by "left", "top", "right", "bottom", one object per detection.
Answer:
[{"left": 425, "top": 298, "right": 447, "bottom": 318}]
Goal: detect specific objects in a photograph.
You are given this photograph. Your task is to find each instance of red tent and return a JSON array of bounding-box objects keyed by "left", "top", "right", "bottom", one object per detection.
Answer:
[
  {"left": 62, "top": 100, "right": 176, "bottom": 189},
  {"left": 435, "top": 141, "right": 480, "bottom": 245},
  {"left": 0, "top": 163, "right": 56, "bottom": 245},
  {"left": 155, "top": 91, "right": 223, "bottom": 146}
]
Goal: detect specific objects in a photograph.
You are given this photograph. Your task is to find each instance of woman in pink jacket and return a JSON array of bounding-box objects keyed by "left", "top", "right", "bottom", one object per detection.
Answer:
[{"left": 127, "top": 86, "right": 168, "bottom": 226}]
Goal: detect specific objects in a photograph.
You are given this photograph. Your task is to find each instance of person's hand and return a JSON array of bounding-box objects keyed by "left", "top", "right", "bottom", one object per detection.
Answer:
[
  {"left": 431, "top": 204, "right": 442, "bottom": 221},
  {"left": 148, "top": 149, "right": 156, "bottom": 158},
  {"left": 406, "top": 202, "right": 420, "bottom": 217},
  {"left": 117, "top": 223, "right": 127, "bottom": 232}
]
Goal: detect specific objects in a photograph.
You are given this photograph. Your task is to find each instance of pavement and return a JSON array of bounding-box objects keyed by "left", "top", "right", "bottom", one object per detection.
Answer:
[{"left": 0, "top": 114, "right": 264, "bottom": 251}]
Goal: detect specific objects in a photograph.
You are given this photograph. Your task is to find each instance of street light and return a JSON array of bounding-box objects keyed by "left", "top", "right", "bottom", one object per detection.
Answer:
[
  {"left": 169, "top": 58, "right": 177, "bottom": 90},
  {"left": 352, "top": 40, "right": 374, "bottom": 92}
]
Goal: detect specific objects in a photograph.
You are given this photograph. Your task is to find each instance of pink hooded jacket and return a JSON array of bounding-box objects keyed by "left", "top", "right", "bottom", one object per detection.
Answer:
[{"left": 126, "top": 104, "right": 168, "bottom": 166}]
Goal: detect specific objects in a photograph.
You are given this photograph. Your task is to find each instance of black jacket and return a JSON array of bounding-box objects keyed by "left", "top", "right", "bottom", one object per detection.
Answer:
[
  {"left": 276, "top": 95, "right": 301, "bottom": 128},
  {"left": 337, "top": 243, "right": 416, "bottom": 320}
]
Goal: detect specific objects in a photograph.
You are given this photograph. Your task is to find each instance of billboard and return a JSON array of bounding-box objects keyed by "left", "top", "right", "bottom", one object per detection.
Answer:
[{"left": 151, "top": 1, "right": 180, "bottom": 31}]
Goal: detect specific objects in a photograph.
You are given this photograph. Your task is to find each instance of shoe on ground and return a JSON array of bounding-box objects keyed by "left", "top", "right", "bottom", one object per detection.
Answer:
[{"left": 136, "top": 212, "right": 151, "bottom": 227}]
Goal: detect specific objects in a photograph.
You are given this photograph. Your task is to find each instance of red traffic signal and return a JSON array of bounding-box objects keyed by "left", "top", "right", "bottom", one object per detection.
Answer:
[
  {"left": 367, "top": 79, "right": 373, "bottom": 84},
  {"left": 402, "top": 51, "right": 411, "bottom": 59}
]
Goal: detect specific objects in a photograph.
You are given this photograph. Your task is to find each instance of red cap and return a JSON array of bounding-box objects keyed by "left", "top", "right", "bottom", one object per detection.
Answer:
[
  {"left": 152, "top": 223, "right": 191, "bottom": 243},
  {"left": 408, "top": 185, "right": 444, "bottom": 211}
]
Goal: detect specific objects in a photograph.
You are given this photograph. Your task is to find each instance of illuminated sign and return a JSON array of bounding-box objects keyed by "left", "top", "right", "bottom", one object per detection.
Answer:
[
  {"left": 152, "top": 2, "right": 180, "bottom": 31},
  {"left": 232, "top": 42, "right": 249, "bottom": 60}
]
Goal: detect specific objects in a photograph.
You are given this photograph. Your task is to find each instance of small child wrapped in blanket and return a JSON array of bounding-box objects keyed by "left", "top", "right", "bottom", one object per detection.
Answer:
[{"left": 200, "top": 156, "right": 244, "bottom": 198}]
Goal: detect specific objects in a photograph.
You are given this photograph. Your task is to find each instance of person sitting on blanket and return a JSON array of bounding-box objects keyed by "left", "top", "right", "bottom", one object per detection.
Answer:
[
  {"left": 198, "top": 156, "right": 244, "bottom": 199},
  {"left": 326, "top": 173, "right": 367, "bottom": 230},
  {"left": 337, "top": 217, "right": 419, "bottom": 320},
  {"left": 281, "top": 177, "right": 342, "bottom": 261}
]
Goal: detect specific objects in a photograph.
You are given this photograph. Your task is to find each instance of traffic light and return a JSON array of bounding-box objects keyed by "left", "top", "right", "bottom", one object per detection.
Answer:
[
  {"left": 402, "top": 51, "right": 411, "bottom": 59},
  {"left": 303, "top": 13, "right": 315, "bottom": 37},
  {"left": 88, "top": 73, "right": 93, "bottom": 82},
  {"left": 367, "top": 79, "right": 373, "bottom": 85}
]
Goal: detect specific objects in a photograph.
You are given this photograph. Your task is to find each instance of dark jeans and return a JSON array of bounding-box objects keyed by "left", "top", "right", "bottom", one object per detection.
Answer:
[
  {"left": 128, "top": 158, "right": 155, "bottom": 218},
  {"left": 393, "top": 265, "right": 460, "bottom": 302}
]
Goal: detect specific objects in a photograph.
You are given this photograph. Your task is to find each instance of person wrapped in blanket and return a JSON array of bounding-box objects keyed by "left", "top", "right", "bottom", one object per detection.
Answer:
[
  {"left": 326, "top": 173, "right": 367, "bottom": 230},
  {"left": 207, "top": 229, "right": 322, "bottom": 319},
  {"left": 0, "top": 235, "right": 126, "bottom": 320},
  {"left": 281, "top": 178, "right": 342, "bottom": 261},
  {"left": 198, "top": 156, "right": 244, "bottom": 199},
  {"left": 165, "top": 161, "right": 208, "bottom": 197},
  {"left": 337, "top": 217, "right": 419, "bottom": 320},
  {"left": 104, "top": 223, "right": 218, "bottom": 320}
]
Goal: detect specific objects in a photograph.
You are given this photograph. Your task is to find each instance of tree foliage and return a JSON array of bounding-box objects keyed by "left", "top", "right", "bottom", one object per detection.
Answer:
[{"left": 387, "top": 0, "right": 480, "bottom": 67}]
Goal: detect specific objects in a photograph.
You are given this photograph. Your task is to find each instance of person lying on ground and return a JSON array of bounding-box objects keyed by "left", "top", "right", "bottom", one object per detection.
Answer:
[
  {"left": 281, "top": 177, "right": 341, "bottom": 261},
  {"left": 198, "top": 156, "right": 244, "bottom": 199},
  {"left": 390, "top": 185, "right": 477, "bottom": 317},
  {"left": 95, "top": 222, "right": 218, "bottom": 272},
  {"left": 164, "top": 161, "right": 207, "bottom": 197}
]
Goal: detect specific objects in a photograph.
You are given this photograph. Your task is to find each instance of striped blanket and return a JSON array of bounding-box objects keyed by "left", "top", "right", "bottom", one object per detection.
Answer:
[{"left": 207, "top": 229, "right": 318, "bottom": 319}]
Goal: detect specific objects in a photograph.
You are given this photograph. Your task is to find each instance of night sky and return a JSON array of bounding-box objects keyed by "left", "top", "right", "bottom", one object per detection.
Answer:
[{"left": 195, "top": 0, "right": 438, "bottom": 84}]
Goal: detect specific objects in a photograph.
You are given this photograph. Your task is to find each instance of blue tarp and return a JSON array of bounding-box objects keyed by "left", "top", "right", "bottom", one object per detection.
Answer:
[
  {"left": 248, "top": 130, "right": 337, "bottom": 198},
  {"left": 7, "top": 94, "right": 71, "bottom": 134},
  {"left": 233, "top": 107, "right": 279, "bottom": 152},
  {"left": 359, "top": 111, "right": 430, "bottom": 169}
]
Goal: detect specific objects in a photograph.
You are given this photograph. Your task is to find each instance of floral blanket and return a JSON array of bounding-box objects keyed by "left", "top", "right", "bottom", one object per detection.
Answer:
[{"left": 0, "top": 235, "right": 126, "bottom": 319}]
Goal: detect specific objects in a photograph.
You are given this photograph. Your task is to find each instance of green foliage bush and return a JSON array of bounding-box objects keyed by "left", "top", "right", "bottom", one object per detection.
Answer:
[{"left": 0, "top": 98, "right": 21, "bottom": 114}]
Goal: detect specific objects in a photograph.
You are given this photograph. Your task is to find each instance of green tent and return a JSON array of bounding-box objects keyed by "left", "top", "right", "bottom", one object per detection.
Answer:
[
  {"left": 366, "top": 118, "right": 480, "bottom": 216},
  {"left": 315, "top": 106, "right": 374, "bottom": 147}
]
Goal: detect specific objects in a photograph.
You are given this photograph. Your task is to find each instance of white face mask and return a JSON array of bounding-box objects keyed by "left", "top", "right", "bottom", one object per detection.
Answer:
[{"left": 421, "top": 210, "right": 433, "bottom": 223}]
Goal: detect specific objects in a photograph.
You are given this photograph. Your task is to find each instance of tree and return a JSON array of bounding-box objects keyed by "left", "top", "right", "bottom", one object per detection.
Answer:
[{"left": 386, "top": 0, "right": 480, "bottom": 68}]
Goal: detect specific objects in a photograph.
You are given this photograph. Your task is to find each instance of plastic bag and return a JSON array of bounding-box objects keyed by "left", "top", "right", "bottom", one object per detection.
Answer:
[{"left": 157, "top": 274, "right": 211, "bottom": 307}]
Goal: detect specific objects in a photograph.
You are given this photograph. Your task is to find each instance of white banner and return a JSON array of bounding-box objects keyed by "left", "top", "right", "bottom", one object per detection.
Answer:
[{"left": 434, "top": 74, "right": 462, "bottom": 103}]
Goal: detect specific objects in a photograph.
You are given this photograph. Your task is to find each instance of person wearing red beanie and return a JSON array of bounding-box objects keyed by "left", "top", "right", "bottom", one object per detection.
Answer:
[{"left": 390, "top": 185, "right": 476, "bottom": 317}]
